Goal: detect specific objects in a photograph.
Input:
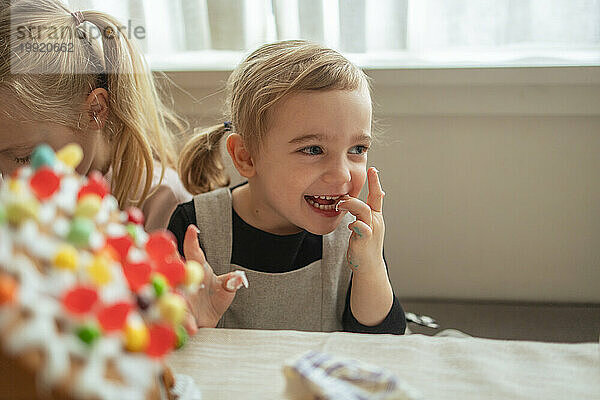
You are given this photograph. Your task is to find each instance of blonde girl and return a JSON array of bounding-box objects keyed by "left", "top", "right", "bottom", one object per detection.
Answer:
[
  {"left": 0, "top": 0, "right": 191, "bottom": 231},
  {"left": 169, "top": 40, "right": 405, "bottom": 334}
]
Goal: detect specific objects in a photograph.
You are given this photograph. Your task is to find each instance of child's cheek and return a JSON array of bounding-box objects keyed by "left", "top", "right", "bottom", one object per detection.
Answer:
[{"left": 351, "top": 169, "right": 367, "bottom": 197}]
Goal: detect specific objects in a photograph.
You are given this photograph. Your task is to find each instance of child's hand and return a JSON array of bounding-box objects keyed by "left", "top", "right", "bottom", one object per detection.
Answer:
[
  {"left": 181, "top": 225, "right": 248, "bottom": 329},
  {"left": 336, "top": 167, "right": 386, "bottom": 275}
]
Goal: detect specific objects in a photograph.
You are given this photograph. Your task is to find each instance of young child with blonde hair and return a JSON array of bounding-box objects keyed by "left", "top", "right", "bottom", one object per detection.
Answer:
[
  {"left": 169, "top": 40, "right": 405, "bottom": 333},
  {"left": 0, "top": 0, "right": 191, "bottom": 231}
]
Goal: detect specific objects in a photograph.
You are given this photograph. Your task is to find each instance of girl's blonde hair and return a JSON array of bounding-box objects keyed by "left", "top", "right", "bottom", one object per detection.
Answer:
[
  {"left": 178, "top": 40, "right": 371, "bottom": 195},
  {"left": 0, "top": 0, "right": 186, "bottom": 208}
]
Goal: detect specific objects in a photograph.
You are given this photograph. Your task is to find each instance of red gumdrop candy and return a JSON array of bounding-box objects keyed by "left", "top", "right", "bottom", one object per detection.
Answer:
[
  {"left": 127, "top": 207, "right": 145, "bottom": 226},
  {"left": 29, "top": 167, "right": 61, "bottom": 200},
  {"left": 122, "top": 261, "right": 152, "bottom": 292},
  {"left": 63, "top": 286, "right": 98, "bottom": 315},
  {"left": 97, "top": 302, "right": 132, "bottom": 331},
  {"left": 155, "top": 258, "right": 186, "bottom": 287},
  {"left": 78, "top": 171, "right": 109, "bottom": 200},
  {"left": 106, "top": 235, "right": 134, "bottom": 262},
  {"left": 146, "top": 323, "right": 176, "bottom": 358},
  {"left": 145, "top": 231, "right": 178, "bottom": 262}
]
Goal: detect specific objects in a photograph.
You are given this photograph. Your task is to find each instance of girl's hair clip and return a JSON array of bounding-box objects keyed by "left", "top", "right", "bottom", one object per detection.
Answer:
[
  {"left": 71, "top": 11, "right": 85, "bottom": 26},
  {"left": 223, "top": 121, "right": 232, "bottom": 131}
]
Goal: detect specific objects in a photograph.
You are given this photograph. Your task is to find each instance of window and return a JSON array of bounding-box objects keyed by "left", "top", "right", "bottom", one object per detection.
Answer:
[{"left": 66, "top": 0, "right": 600, "bottom": 69}]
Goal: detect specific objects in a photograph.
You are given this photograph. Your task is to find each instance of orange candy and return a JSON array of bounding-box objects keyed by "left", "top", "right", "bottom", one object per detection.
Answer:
[{"left": 0, "top": 274, "right": 18, "bottom": 304}]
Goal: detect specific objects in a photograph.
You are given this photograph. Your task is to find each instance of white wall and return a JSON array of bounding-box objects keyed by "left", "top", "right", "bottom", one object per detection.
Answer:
[{"left": 162, "top": 66, "right": 600, "bottom": 303}]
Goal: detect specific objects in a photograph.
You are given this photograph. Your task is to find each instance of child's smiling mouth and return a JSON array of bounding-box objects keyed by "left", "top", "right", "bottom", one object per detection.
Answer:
[{"left": 304, "top": 194, "right": 345, "bottom": 213}]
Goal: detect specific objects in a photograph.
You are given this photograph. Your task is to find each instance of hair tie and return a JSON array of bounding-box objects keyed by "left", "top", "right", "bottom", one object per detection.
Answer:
[
  {"left": 224, "top": 121, "right": 232, "bottom": 131},
  {"left": 71, "top": 11, "right": 85, "bottom": 26}
]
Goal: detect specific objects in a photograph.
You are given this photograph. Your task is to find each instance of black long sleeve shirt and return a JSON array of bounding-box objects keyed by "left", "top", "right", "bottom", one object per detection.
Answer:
[{"left": 168, "top": 190, "right": 405, "bottom": 335}]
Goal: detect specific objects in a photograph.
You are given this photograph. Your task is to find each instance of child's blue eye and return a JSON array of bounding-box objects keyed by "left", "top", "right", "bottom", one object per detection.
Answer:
[
  {"left": 349, "top": 145, "right": 369, "bottom": 155},
  {"left": 15, "top": 155, "right": 31, "bottom": 165},
  {"left": 300, "top": 146, "right": 323, "bottom": 156}
]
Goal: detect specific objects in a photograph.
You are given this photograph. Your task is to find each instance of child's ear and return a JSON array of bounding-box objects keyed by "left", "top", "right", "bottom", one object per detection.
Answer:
[
  {"left": 84, "top": 88, "right": 109, "bottom": 130},
  {"left": 226, "top": 133, "right": 255, "bottom": 178}
]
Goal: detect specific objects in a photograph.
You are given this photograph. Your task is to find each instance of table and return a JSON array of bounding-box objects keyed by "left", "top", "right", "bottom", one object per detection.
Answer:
[{"left": 168, "top": 328, "right": 600, "bottom": 400}]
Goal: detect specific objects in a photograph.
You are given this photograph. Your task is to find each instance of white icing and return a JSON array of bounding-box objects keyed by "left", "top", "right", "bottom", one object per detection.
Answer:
[
  {"left": 135, "top": 228, "right": 149, "bottom": 248},
  {"left": 38, "top": 203, "right": 57, "bottom": 225},
  {"left": 53, "top": 176, "right": 79, "bottom": 214},
  {"left": 105, "top": 223, "right": 126, "bottom": 238},
  {"left": 53, "top": 217, "right": 70, "bottom": 238},
  {"left": 17, "top": 220, "right": 57, "bottom": 262},
  {"left": 0, "top": 227, "right": 13, "bottom": 266},
  {"left": 127, "top": 248, "right": 146, "bottom": 264}
]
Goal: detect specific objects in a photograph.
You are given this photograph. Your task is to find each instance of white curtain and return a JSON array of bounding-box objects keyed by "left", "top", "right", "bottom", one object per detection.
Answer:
[{"left": 67, "top": 0, "right": 600, "bottom": 64}]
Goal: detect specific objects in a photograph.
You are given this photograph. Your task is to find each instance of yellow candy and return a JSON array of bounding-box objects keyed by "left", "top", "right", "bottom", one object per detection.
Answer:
[
  {"left": 75, "top": 194, "right": 102, "bottom": 218},
  {"left": 8, "top": 179, "right": 22, "bottom": 193},
  {"left": 185, "top": 260, "right": 205, "bottom": 287},
  {"left": 56, "top": 143, "right": 83, "bottom": 168},
  {"left": 87, "top": 255, "right": 112, "bottom": 285},
  {"left": 6, "top": 199, "right": 39, "bottom": 225},
  {"left": 124, "top": 321, "right": 149, "bottom": 352},
  {"left": 158, "top": 293, "right": 186, "bottom": 326},
  {"left": 53, "top": 245, "right": 79, "bottom": 271}
]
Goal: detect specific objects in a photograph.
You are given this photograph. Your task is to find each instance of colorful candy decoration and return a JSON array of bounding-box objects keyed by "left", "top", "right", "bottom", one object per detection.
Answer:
[
  {"left": 145, "top": 231, "right": 178, "bottom": 262},
  {"left": 31, "top": 144, "right": 56, "bottom": 170},
  {"left": 53, "top": 245, "right": 79, "bottom": 271},
  {"left": 0, "top": 274, "right": 18, "bottom": 304},
  {"left": 124, "top": 319, "right": 150, "bottom": 352},
  {"left": 75, "top": 194, "right": 102, "bottom": 218},
  {"left": 97, "top": 302, "right": 132, "bottom": 332},
  {"left": 29, "top": 167, "right": 60, "bottom": 199},
  {"left": 56, "top": 143, "right": 83, "bottom": 169},
  {"left": 76, "top": 323, "right": 101, "bottom": 345},
  {"left": 156, "top": 258, "right": 186, "bottom": 287},
  {"left": 151, "top": 274, "right": 169, "bottom": 297},
  {"left": 6, "top": 198, "right": 39, "bottom": 225},
  {"left": 0, "top": 143, "right": 196, "bottom": 362},
  {"left": 146, "top": 323, "right": 176, "bottom": 358},
  {"left": 0, "top": 204, "right": 6, "bottom": 225},
  {"left": 122, "top": 261, "right": 152, "bottom": 292},
  {"left": 67, "top": 217, "right": 94, "bottom": 247},
  {"left": 62, "top": 286, "right": 98, "bottom": 315},
  {"left": 106, "top": 235, "right": 133, "bottom": 262},
  {"left": 157, "top": 293, "right": 186, "bottom": 326},
  {"left": 175, "top": 325, "right": 188, "bottom": 349},
  {"left": 77, "top": 171, "right": 109, "bottom": 200},
  {"left": 126, "top": 207, "right": 145, "bottom": 226},
  {"left": 185, "top": 260, "right": 205, "bottom": 287},
  {"left": 87, "top": 255, "right": 112, "bottom": 286}
]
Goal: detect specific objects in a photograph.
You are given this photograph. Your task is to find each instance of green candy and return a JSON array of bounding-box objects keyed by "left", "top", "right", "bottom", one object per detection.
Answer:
[
  {"left": 31, "top": 144, "right": 56, "bottom": 170},
  {"left": 76, "top": 324, "right": 101, "bottom": 345},
  {"left": 126, "top": 223, "right": 138, "bottom": 241},
  {"left": 175, "top": 325, "right": 188, "bottom": 349},
  {"left": 152, "top": 274, "right": 168, "bottom": 297},
  {"left": 67, "top": 217, "right": 94, "bottom": 247}
]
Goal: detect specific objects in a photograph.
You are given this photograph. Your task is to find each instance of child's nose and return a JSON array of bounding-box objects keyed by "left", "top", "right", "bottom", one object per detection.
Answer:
[{"left": 321, "top": 157, "right": 352, "bottom": 185}]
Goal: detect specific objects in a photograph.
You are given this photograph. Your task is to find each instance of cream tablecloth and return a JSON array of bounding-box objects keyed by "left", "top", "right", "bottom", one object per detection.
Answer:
[{"left": 167, "top": 328, "right": 600, "bottom": 400}]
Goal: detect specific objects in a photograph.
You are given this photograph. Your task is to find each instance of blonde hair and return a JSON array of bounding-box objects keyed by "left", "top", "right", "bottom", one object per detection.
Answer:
[
  {"left": 179, "top": 40, "right": 371, "bottom": 195},
  {"left": 0, "top": 0, "right": 186, "bottom": 208}
]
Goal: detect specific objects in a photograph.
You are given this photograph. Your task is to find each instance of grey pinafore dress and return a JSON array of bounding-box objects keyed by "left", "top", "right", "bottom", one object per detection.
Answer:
[{"left": 193, "top": 187, "right": 353, "bottom": 332}]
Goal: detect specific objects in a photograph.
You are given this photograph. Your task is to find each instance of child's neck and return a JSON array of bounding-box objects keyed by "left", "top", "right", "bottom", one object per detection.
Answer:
[{"left": 232, "top": 184, "right": 302, "bottom": 236}]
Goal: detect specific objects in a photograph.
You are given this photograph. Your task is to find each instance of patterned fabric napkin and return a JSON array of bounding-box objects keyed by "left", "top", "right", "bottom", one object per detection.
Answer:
[{"left": 283, "top": 351, "right": 423, "bottom": 400}]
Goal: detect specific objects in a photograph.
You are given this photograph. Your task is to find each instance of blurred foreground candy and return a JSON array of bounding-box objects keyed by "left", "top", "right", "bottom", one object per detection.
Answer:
[
  {"left": 56, "top": 143, "right": 83, "bottom": 169},
  {"left": 31, "top": 144, "right": 55, "bottom": 170}
]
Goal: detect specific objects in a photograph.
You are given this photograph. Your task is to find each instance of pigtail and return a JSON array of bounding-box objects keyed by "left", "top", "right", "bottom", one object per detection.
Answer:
[
  {"left": 80, "top": 11, "right": 186, "bottom": 208},
  {"left": 178, "top": 124, "right": 230, "bottom": 195}
]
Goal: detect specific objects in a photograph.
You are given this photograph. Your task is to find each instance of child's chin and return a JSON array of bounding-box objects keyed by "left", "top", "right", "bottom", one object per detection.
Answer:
[{"left": 303, "top": 221, "right": 340, "bottom": 236}]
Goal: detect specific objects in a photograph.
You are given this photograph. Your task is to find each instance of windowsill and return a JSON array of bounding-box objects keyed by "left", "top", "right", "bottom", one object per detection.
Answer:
[{"left": 148, "top": 47, "right": 600, "bottom": 73}]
